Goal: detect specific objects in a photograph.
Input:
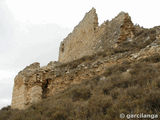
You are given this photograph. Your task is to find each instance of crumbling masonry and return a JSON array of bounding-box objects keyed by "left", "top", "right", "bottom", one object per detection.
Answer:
[{"left": 11, "top": 8, "right": 160, "bottom": 109}]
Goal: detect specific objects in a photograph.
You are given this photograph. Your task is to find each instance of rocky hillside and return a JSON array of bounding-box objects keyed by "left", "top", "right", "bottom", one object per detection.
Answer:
[
  {"left": 1, "top": 8, "right": 160, "bottom": 120},
  {"left": 1, "top": 52, "right": 160, "bottom": 120}
]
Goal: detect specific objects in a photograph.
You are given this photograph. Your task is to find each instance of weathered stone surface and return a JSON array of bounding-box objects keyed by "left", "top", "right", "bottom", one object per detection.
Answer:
[
  {"left": 11, "top": 8, "right": 160, "bottom": 110},
  {"left": 59, "top": 8, "right": 99, "bottom": 63},
  {"left": 58, "top": 9, "right": 135, "bottom": 63},
  {"left": 11, "top": 62, "right": 41, "bottom": 109}
]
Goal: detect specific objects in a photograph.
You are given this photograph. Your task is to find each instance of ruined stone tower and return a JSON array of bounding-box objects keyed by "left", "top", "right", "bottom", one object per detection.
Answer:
[
  {"left": 11, "top": 8, "right": 159, "bottom": 110},
  {"left": 59, "top": 8, "right": 135, "bottom": 63},
  {"left": 59, "top": 8, "right": 99, "bottom": 63}
]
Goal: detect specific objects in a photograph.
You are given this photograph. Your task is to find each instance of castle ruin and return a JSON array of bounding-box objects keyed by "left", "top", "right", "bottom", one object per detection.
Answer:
[{"left": 11, "top": 8, "right": 160, "bottom": 109}]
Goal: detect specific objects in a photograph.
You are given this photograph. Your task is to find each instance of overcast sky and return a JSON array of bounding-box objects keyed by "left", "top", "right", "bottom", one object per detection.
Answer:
[{"left": 0, "top": 0, "right": 160, "bottom": 109}]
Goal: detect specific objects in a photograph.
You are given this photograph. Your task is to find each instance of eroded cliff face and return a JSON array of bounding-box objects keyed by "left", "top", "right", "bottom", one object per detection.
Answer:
[{"left": 11, "top": 8, "right": 160, "bottom": 109}]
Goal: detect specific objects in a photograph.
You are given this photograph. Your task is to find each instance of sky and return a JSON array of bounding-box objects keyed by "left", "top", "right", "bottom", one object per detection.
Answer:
[{"left": 0, "top": 0, "right": 160, "bottom": 109}]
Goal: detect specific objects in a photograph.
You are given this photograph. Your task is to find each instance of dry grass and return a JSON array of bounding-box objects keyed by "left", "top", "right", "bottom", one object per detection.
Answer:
[{"left": 1, "top": 54, "right": 160, "bottom": 120}]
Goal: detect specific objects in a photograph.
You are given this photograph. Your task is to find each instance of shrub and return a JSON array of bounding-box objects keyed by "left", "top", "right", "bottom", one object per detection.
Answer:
[
  {"left": 69, "top": 87, "right": 91, "bottom": 101},
  {"left": 1, "top": 57, "right": 160, "bottom": 120}
]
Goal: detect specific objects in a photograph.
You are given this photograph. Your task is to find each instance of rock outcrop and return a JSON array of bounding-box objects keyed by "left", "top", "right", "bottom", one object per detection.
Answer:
[{"left": 11, "top": 8, "right": 160, "bottom": 109}]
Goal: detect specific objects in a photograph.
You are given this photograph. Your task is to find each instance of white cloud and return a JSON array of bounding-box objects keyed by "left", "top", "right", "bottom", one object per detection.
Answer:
[
  {"left": 6, "top": 0, "right": 93, "bottom": 28},
  {"left": 5, "top": 0, "right": 160, "bottom": 28},
  {"left": 0, "top": 76, "right": 14, "bottom": 108},
  {"left": 0, "top": 98, "right": 11, "bottom": 108},
  {"left": 0, "top": 0, "right": 14, "bottom": 52},
  {"left": 0, "top": 70, "right": 15, "bottom": 80},
  {"left": 92, "top": 0, "right": 160, "bottom": 28}
]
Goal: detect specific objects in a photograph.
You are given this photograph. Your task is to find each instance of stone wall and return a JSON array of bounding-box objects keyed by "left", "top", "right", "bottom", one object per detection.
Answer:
[
  {"left": 11, "top": 84, "right": 26, "bottom": 109},
  {"left": 11, "top": 52, "right": 132, "bottom": 109},
  {"left": 11, "top": 63, "right": 41, "bottom": 109},
  {"left": 58, "top": 8, "right": 99, "bottom": 63},
  {"left": 58, "top": 9, "right": 135, "bottom": 63},
  {"left": 11, "top": 8, "right": 159, "bottom": 110}
]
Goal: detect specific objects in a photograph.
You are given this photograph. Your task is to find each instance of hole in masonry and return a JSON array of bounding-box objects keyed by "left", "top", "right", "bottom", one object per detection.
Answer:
[
  {"left": 61, "top": 43, "right": 65, "bottom": 52},
  {"left": 42, "top": 78, "right": 51, "bottom": 98}
]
